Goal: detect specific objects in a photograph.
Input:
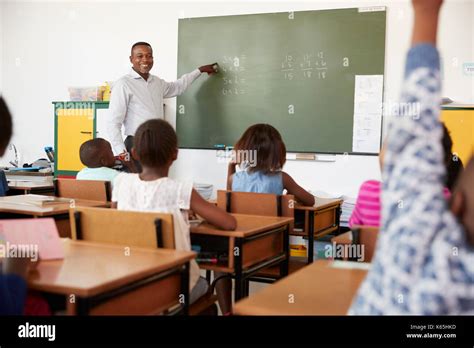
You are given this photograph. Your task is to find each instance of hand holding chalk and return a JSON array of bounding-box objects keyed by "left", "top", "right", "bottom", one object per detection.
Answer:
[{"left": 199, "top": 63, "right": 219, "bottom": 75}]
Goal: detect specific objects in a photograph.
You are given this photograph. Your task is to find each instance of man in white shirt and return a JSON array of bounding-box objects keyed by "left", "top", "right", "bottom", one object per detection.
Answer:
[{"left": 108, "top": 41, "right": 216, "bottom": 162}]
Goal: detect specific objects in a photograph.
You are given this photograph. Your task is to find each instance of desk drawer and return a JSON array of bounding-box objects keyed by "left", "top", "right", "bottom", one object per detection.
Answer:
[
  {"left": 86, "top": 273, "right": 181, "bottom": 315},
  {"left": 314, "top": 208, "right": 337, "bottom": 233},
  {"left": 242, "top": 227, "right": 284, "bottom": 269}
]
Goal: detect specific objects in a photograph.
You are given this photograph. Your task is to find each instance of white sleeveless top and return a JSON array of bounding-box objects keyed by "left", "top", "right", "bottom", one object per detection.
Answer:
[{"left": 111, "top": 174, "right": 199, "bottom": 290}]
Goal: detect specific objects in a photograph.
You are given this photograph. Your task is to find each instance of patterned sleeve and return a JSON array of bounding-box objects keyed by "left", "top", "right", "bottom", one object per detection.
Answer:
[
  {"left": 381, "top": 44, "right": 446, "bottom": 266},
  {"left": 350, "top": 44, "right": 474, "bottom": 315}
]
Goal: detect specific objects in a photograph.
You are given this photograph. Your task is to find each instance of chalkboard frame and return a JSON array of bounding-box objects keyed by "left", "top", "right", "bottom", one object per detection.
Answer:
[{"left": 176, "top": 7, "right": 386, "bottom": 156}]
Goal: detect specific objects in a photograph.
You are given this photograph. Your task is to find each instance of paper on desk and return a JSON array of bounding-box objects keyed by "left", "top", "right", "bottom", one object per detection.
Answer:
[
  {"left": 310, "top": 190, "right": 343, "bottom": 199},
  {"left": 352, "top": 75, "right": 383, "bottom": 153},
  {"left": 0, "top": 218, "right": 64, "bottom": 260},
  {"left": 0, "top": 194, "right": 71, "bottom": 209},
  {"left": 330, "top": 260, "right": 371, "bottom": 271}
]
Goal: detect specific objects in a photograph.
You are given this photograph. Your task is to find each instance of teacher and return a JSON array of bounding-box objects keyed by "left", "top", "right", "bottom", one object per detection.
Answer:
[{"left": 108, "top": 41, "right": 216, "bottom": 157}]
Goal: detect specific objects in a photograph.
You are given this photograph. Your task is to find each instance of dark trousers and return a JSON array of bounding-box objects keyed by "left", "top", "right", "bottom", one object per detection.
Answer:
[{"left": 124, "top": 135, "right": 142, "bottom": 173}]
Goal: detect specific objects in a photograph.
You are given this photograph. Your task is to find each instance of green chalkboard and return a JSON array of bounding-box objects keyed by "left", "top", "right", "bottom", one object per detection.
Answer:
[{"left": 176, "top": 7, "right": 386, "bottom": 154}]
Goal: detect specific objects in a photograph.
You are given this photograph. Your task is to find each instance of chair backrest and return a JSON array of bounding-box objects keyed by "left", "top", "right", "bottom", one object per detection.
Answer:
[
  {"left": 351, "top": 225, "right": 380, "bottom": 263},
  {"left": 55, "top": 178, "right": 111, "bottom": 202},
  {"left": 216, "top": 190, "right": 294, "bottom": 218},
  {"left": 70, "top": 206, "right": 175, "bottom": 249}
]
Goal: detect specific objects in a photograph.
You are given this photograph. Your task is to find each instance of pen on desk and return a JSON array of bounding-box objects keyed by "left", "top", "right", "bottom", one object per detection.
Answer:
[{"left": 196, "top": 258, "right": 218, "bottom": 264}]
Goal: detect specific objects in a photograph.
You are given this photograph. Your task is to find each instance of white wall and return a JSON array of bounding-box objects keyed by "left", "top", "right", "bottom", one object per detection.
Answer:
[{"left": 1, "top": 0, "right": 473, "bottom": 196}]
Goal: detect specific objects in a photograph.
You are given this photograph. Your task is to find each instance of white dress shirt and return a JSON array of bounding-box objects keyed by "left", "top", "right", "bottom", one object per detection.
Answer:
[{"left": 108, "top": 68, "right": 201, "bottom": 154}]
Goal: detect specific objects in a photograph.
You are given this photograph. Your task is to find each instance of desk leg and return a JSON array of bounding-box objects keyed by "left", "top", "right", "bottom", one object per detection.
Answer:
[
  {"left": 76, "top": 298, "right": 90, "bottom": 316},
  {"left": 54, "top": 213, "right": 72, "bottom": 238},
  {"left": 180, "top": 262, "right": 190, "bottom": 315},
  {"left": 280, "top": 223, "right": 290, "bottom": 277},
  {"left": 234, "top": 238, "right": 244, "bottom": 302},
  {"left": 308, "top": 212, "right": 315, "bottom": 264},
  {"left": 336, "top": 204, "right": 341, "bottom": 235}
]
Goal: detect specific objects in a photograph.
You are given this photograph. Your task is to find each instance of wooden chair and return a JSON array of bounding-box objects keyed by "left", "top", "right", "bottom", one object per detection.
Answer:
[
  {"left": 330, "top": 225, "right": 379, "bottom": 262},
  {"left": 216, "top": 190, "right": 294, "bottom": 290},
  {"left": 70, "top": 206, "right": 218, "bottom": 315},
  {"left": 54, "top": 178, "right": 111, "bottom": 202},
  {"left": 217, "top": 190, "right": 294, "bottom": 222}
]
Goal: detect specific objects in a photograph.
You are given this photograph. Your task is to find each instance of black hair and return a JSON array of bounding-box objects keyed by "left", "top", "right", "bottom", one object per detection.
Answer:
[
  {"left": 441, "top": 123, "right": 464, "bottom": 190},
  {"left": 79, "top": 138, "right": 111, "bottom": 168},
  {"left": 134, "top": 119, "right": 177, "bottom": 168},
  {"left": 131, "top": 42, "right": 152, "bottom": 55},
  {"left": 0, "top": 97, "right": 13, "bottom": 155},
  {"left": 234, "top": 123, "right": 286, "bottom": 173}
]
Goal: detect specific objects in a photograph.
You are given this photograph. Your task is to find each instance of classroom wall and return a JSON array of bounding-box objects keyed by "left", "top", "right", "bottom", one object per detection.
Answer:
[{"left": 0, "top": 0, "right": 472, "bottom": 197}]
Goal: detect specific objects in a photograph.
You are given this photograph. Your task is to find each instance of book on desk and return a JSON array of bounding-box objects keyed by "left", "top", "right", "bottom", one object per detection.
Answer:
[{"left": 0, "top": 194, "right": 71, "bottom": 207}]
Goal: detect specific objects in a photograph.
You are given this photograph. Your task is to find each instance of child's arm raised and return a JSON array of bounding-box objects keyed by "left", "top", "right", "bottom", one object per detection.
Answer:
[
  {"left": 412, "top": 0, "right": 443, "bottom": 45},
  {"left": 349, "top": 0, "right": 474, "bottom": 316},
  {"left": 282, "top": 172, "right": 315, "bottom": 206},
  {"left": 190, "top": 189, "right": 237, "bottom": 230}
]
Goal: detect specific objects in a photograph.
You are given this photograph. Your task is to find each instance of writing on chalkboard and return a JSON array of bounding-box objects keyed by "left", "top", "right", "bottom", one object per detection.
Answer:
[
  {"left": 281, "top": 52, "right": 328, "bottom": 80},
  {"left": 221, "top": 55, "right": 247, "bottom": 96}
]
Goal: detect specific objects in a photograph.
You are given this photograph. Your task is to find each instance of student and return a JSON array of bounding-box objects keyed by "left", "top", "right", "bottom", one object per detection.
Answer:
[
  {"left": 76, "top": 138, "right": 122, "bottom": 182},
  {"left": 227, "top": 123, "right": 315, "bottom": 206},
  {"left": 349, "top": 125, "right": 459, "bottom": 228},
  {"left": 111, "top": 119, "right": 236, "bottom": 306},
  {"left": 442, "top": 123, "right": 464, "bottom": 193},
  {"left": 348, "top": 146, "right": 385, "bottom": 228},
  {"left": 218, "top": 123, "right": 315, "bottom": 314},
  {"left": 446, "top": 156, "right": 464, "bottom": 194},
  {"left": 350, "top": 0, "right": 474, "bottom": 314},
  {"left": 0, "top": 97, "right": 30, "bottom": 315}
]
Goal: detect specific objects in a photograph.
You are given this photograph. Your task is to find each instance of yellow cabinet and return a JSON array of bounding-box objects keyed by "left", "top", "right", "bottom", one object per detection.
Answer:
[
  {"left": 441, "top": 106, "right": 474, "bottom": 166},
  {"left": 54, "top": 101, "right": 109, "bottom": 177}
]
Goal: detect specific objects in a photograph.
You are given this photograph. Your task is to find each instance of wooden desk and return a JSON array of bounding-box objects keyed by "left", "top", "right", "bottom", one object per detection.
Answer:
[
  {"left": 28, "top": 239, "right": 195, "bottom": 315},
  {"left": 294, "top": 198, "right": 343, "bottom": 263},
  {"left": 190, "top": 214, "right": 293, "bottom": 301},
  {"left": 0, "top": 194, "right": 109, "bottom": 237},
  {"left": 233, "top": 260, "right": 368, "bottom": 315},
  {"left": 7, "top": 181, "right": 55, "bottom": 195}
]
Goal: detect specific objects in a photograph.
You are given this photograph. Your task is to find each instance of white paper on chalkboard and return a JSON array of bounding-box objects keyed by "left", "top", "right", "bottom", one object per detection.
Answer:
[{"left": 352, "top": 75, "right": 384, "bottom": 153}]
